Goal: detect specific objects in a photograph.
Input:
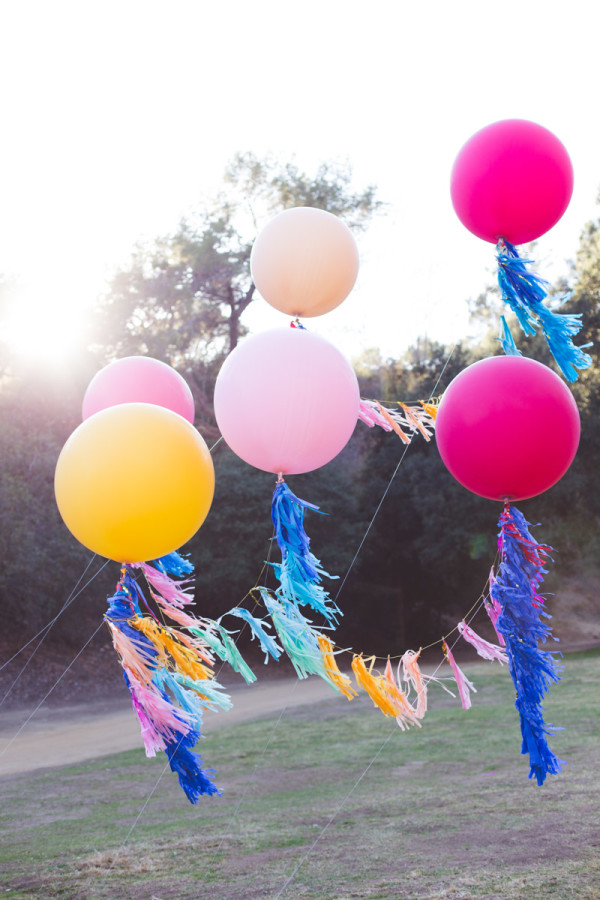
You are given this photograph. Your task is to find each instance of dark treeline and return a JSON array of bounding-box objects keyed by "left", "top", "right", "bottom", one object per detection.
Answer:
[{"left": 1, "top": 158, "right": 599, "bottom": 662}]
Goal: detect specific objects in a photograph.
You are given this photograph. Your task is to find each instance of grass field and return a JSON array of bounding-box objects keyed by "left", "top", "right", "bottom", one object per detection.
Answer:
[{"left": 1, "top": 650, "right": 599, "bottom": 900}]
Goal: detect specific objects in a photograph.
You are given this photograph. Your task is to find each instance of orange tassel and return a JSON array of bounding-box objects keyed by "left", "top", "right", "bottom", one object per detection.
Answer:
[
  {"left": 375, "top": 401, "right": 411, "bottom": 443},
  {"left": 351, "top": 655, "right": 400, "bottom": 718},
  {"left": 399, "top": 404, "right": 431, "bottom": 441},
  {"left": 419, "top": 400, "right": 439, "bottom": 420},
  {"left": 317, "top": 636, "right": 357, "bottom": 700},
  {"left": 132, "top": 617, "right": 213, "bottom": 681}
]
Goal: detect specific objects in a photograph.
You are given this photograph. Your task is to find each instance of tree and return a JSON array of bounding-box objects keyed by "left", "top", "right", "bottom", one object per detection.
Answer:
[{"left": 89, "top": 155, "right": 382, "bottom": 432}]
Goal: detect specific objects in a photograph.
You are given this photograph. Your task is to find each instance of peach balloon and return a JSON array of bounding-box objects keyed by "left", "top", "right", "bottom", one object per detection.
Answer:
[
  {"left": 250, "top": 207, "right": 359, "bottom": 318},
  {"left": 213, "top": 328, "right": 359, "bottom": 474}
]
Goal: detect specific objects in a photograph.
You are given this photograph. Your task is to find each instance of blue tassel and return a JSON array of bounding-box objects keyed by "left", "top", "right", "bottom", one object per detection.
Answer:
[
  {"left": 163, "top": 730, "right": 221, "bottom": 802},
  {"left": 224, "top": 607, "right": 282, "bottom": 661},
  {"left": 496, "top": 240, "right": 592, "bottom": 381},
  {"left": 498, "top": 315, "right": 523, "bottom": 357},
  {"left": 152, "top": 550, "right": 195, "bottom": 577},
  {"left": 271, "top": 480, "right": 341, "bottom": 625},
  {"left": 105, "top": 563, "right": 221, "bottom": 802},
  {"left": 491, "top": 504, "right": 564, "bottom": 785}
]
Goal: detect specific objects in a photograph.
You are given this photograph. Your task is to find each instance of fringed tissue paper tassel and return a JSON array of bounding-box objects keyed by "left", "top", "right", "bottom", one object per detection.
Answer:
[
  {"left": 260, "top": 589, "right": 333, "bottom": 684},
  {"left": 270, "top": 478, "right": 341, "bottom": 625},
  {"left": 104, "top": 564, "right": 222, "bottom": 802},
  {"left": 496, "top": 239, "right": 592, "bottom": 381},
  {"left": 492, "top": 503, "right": 564, "bottom": 785},
  {"left": 443, "top": 640, "right": 476, "bottom": 710},
  {"left": 224, "top": 607, "right": 282, "bottom": 663},
  {"left": 400, "top": 649, "right": 428, "bottom": 720},
  {"left": 317, "top": 635, "right": 357, "bottom": 700},
  {"left": 358, "top": 399, "right": 437, "bottom": 442},
  {"left": 384, "top": 659, "right": 422, "bottom": 730},
  {"left": 351, "top": 655, "right": 401, "bottom": 718},
  {"left": 484, "top": 568, "right": 505, "bottom": 646},
  {"left": 457, "top": 621, "right": 508, "bottom": 664}
]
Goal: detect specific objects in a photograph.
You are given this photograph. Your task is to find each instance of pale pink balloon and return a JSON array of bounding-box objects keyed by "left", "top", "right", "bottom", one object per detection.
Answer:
[
  {"left": 436, "top": 356, "right": 580, "bottom": 502},
  {"left": 82, "top": 356, "right": 195, "bottom": 423},
  {"left": 451, "top": 119, "right": 573, "bottom": 245},
  {"left": 213, "top": 328, "right": 359, "bottom": 474},
  {"left": 250, "top": 207, "right": 359, "bottom": 318}
]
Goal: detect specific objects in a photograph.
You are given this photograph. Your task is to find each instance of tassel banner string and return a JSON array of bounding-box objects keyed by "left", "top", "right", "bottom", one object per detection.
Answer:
[
  {"left": 443, "top": 640, "right": 476, "bottom": 710},
  {"left": 358, "top": 398, "right": 438, "bottom": 441},
  {"left": 104, "top": 559, "right": 224, "bottom": 802},
  {"left": 492, "top": 503, "right": 564, "bottom": 785},
  {"left": 496, "top": 239, "right": 592, "bottom": 381}
]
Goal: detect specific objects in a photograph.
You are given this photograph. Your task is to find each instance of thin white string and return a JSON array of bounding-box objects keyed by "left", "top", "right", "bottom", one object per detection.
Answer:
[
  {"left": 334, "top": 344, "right": 456, "bottom": 604},
  {"left": 0, "top": 621, "right": 105, "bottom": 761},
  {"left": 0, "top": 558, "right": 111, "bottom": 708}
]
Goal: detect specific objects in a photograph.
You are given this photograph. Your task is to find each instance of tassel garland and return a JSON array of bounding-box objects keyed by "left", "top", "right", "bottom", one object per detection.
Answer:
[
  {"left": 496, "top": 239, "right": 592, "bottom": 381},
  {"left": 457, "top": 621, "right": 508, "bottom": 664},
  {"left": 443, "top": 640, "right": 476, "bottom": 710},
  {"left": 492, "top": 503, "right": 564, "bottom": 785}
]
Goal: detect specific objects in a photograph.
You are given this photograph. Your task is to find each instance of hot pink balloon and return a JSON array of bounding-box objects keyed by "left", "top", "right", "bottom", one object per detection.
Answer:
[
  {"left": 436, "top": 356, "right": 580, "bottom": 502},
  {"left": 82, "top": 356, "right": 195, "bottom": 424},
  {"left": 213, "top": 328, "right": 359, "bottom": 474},
  {"left": 450, "top": 119, "right": 573, "bottom": 245}
]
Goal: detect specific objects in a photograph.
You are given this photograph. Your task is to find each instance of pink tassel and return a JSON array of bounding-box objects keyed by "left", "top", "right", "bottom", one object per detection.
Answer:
[
  {"left": 358, "top": 398, "right": 394, "bottom": 431},
  {"left": 126, "top": 671, "right": 195, "bottom": 757},
  {"left": 135, "top": 561, "right": 195, "bottom": 610},
  {"left": 443, "top": 640, "right": 476, "bottom": 710},
  {"left": 458, "top": 621, "right": 508, "bottom": 664},
  {"left": 485, "top": 568, "right": 505, "bottom": 646},
  {"left": 400, "top": 649, "right": 428, "bottom": 719}
]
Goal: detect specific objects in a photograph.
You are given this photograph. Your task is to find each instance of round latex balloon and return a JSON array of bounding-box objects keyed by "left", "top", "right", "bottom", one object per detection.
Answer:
[
  {"left": 450, "top": 119, "right": 573, "bottom": 245},
  {"left": 435, "top": 356, "right": 580, "bottom": 502},
  {"left": 55, "top": 403, "right": 214, "bottom": 562},
  {"left": 82, "top": 356, "right": 195, "bottom": 423},
  {"left": 214, "top": 328, "right": 359, "bottom": 474},
  {"left": 250, "top": 207, "right": 359, "bottom": 318}
]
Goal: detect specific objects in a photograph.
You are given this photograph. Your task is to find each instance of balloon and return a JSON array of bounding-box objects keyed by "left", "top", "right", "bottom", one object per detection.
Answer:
[
  {"left": 250, "top": 207, "right": 359, "bottom": 318},
  {"left": 435, "top": 356, "right": 580, "bottom": 502},
  {"left": 82, "top": 356, "right": 195, "bottom": 423},
  {"left": 55, "top": 403, "right": 214, "bottom": 562},
  {"left": 214, "top": 328, "right": 359, "bottom": 474},
  {"left": 450, "top": 119, "right": 573, "bottom": 245}
]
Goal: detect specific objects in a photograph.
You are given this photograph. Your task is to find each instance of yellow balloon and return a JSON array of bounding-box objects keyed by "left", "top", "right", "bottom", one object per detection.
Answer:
[
  {"left": 250, "top": 207, "right": 359, "bottom": 318},
  {"left": 54, "top": 403, "right": 215, "bottom": 562}
]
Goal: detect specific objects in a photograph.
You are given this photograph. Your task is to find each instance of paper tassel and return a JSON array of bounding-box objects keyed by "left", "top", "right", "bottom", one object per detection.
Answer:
[
  {"left": 358, "top": 398, "right": 437, "bottom": 440},
  {"left": 443, "top": 640, "right": 476, "bottom": 710},
  {"left": 458, "top": 621, "right": 508, "bottom": 664},
  {"left": 484, "top": 568, "right": 505, "bottom": 646},
  {"left": 498, "top": 314, "right": 523, "bottom": 357},
  {"left": 492, "top": 503, "right": 564, "bottom": 785},
  {"left": 496, "top": 240, "right": 592, "bottom": 382},
  {"left": 104, "top": 563, "right": 221, "bottom": 801},
  {"left": 400, "top": 649, "right": 428, "bottom": 719},
  {"left": 260, "top": 589, "right": 330, "bottom": 682},
  {"left": 317, "top": 635, "right": 357, "bottom": 700},
  {"left": 351, "top": 655, "right": 400, "bottom": 717},
  {"left": 384, "top": 659, "right": 422, "bottom": 730},
  {"left": 225, "top": 607, "right": 283, "bottom": 662},
  {"left": 271, "top": 479, "right": 341, "bottom": 625}
]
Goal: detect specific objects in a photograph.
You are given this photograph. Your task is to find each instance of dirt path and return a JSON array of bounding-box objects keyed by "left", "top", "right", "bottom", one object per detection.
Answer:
[{"left": 0, "top": 677, "right": 337, "bottom": 778}]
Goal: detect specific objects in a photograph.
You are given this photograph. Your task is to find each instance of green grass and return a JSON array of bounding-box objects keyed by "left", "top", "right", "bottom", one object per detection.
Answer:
[{"left": 1, "top": 651, "right": 599, "bottom": 899}]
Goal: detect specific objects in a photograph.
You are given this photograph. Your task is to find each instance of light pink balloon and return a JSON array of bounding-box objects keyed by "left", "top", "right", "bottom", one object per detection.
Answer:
[
  {"left": 82, "top": 356, "right": 195, "bottom": 423},
  {"left": 436, "top": 355, "right": 580, "bottom": 502},
  {"left": 450, "top": 119, "right": 573, "bottom": 245},
  {"left": 213, "top": 328, "right": 359, "bottom": 474}
]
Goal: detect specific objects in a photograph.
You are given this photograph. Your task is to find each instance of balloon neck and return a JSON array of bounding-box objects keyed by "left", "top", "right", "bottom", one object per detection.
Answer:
[{"left": 277, "top": 472, "right": 285, "bottom": 484}]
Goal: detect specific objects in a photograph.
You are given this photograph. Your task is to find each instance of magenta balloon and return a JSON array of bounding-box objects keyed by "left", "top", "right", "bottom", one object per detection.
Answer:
[
  {"left": 450, "top": 119, "right": 573, "bottom": 245},
  {"left": 436, "top": 356, "right": 580, "bottom": 502},
  {"left": 82, "top": 356, "right": 195, "bottom": 423},
  {"left": 213, "top": 328, "right": 359, "bottom": 474}
]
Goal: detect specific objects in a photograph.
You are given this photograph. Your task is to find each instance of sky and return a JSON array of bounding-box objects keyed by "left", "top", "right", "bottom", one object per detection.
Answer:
[{"left": 1, "top": 0, "right": 600, "bottom": 365}]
